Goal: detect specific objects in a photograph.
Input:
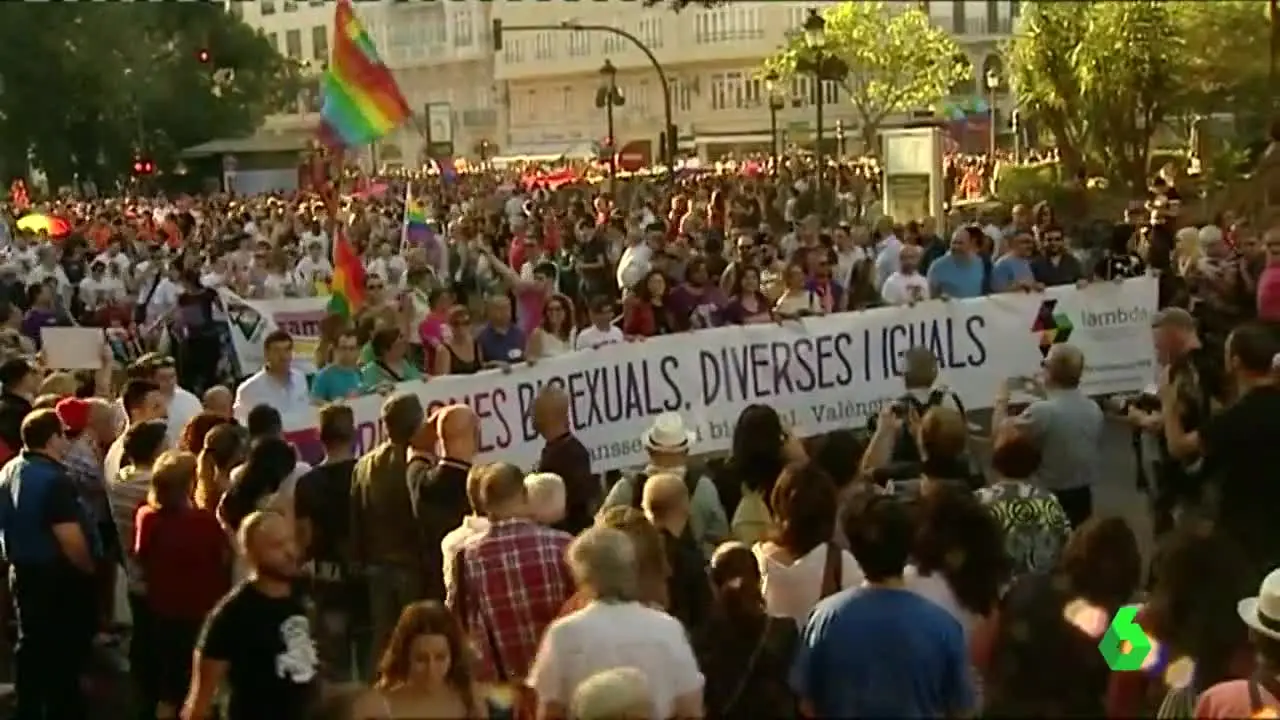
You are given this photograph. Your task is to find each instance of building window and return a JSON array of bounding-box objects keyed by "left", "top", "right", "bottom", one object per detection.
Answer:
[
  {"left": 454, "top": 8, "right": 474, "bottom": 47},
  {"left": 821, "top": 79, "right": 840, "bottom": 105},
  {"left": 267, "top": 32, "right": 280, "bottom": 53},
  {"left": 602, "top": 33, "right": 625, "bottom": 54},
  {"left": 668, "top": 77, "right": 693, "bottom": 114},
  {"left": 787, "top": 4, "right": 816, "bottom": 29},
  {"left": 262, "top": 0, "right": 276, "bottom": 15},
  {"left": 311, "top": 26, "right": 328, "bottom": 63},
  {"left": 428, "top": 15, "right": 448, "bottom": 47},
  {"left": 562, "top": 86, "right": 574, "bottom": 114},
  {"left": 638, "top": 17, "right": 663, "bottom": 50},
  {"left": 631, "top": 81, "right": 651, "bottom": 115},
  {"left": 695, "top": 6, "right": 765, "bottom": 44},
  {"left": 568, "top": 31, "right": 591, "bottom": 57},
  {"left": 308, "top": 0, "right": 324, "bottom": 6},
  {"left": 285, "top": 30, "right": 303, "bottom": 60},
  {"left": 503, "top": 39, "right": 525, "bottom": 64},
  {"left": 533, "top": 32, "right": 555, "bottom": 60},
  {"left": 283, "top": 0, "right": 298, "bottom": 12},
  {"left": 790, "top": 76, "right": 812, "bottom": 107},
  {"left": 474, "top": 84, "right": 493, "bottom": 110},
  {"left": 524, "top": 89, "right": 538, "bottom": 121}
]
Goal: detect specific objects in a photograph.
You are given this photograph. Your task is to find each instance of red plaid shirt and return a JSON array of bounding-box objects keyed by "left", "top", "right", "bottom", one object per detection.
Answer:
[{"left": 455, "top": 518, "right": 573, "bottom": 681}]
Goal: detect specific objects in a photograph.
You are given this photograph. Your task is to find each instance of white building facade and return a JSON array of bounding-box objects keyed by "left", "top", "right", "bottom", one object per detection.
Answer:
[
  {"left": 491, "top": 0, "right": 1019, "bottom": 161},
  {"left": 231, "top": 0, "right": 499, "bottom": 168}
]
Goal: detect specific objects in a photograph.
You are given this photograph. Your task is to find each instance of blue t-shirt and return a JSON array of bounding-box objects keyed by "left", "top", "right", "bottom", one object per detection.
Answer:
[
  {"left": 790, "top": 586, "right": 974, "bottom": 717},
  {"left": 310, "top": 365, "right": 362, "bottom": 403},
  {"left": 476, "top": 324, "right": 527, "bottom": 364},
  {"left": 991, "top": 253, "right": 1034, "bottom": 292},
  {"left": 926, "top": 253, "right": 987, "bottom": 299}
]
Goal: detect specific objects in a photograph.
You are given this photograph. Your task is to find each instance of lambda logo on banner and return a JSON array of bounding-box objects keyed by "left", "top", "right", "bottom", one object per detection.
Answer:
[
  {"left": 224, "top": 301, "right": 265, "bottom": 343},
  {"left": 1031, "top": 299, "right": 1073, "bottom": 358}
]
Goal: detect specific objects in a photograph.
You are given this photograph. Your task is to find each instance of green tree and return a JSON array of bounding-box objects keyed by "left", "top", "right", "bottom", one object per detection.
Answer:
[
  {"left": 0, "top": 4, "right": 298, "bottom": 189},
  {"left": 760, "top": 2, "right": 971, "bottom": 154},
  {"left": 1007, "top": 1, "right": 1269, "bottom": 191}
]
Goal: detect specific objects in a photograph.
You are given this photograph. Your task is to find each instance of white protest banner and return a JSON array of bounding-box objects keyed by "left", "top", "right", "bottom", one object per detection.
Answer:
[
  {"left": 220, "top": 292, "right": 327, "bottom": 374},
  {"left": 280, "top": 277, "right": 1158, "bottom": 473}
]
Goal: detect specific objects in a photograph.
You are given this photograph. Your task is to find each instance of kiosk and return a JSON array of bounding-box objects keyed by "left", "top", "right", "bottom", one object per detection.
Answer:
[{"left": 880, "top": 124, "right": 945, "bottom": 223}]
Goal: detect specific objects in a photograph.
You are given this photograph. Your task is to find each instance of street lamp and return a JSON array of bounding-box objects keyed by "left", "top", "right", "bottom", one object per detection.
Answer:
[
  {"left": 794, "top": 9, "right": 849, "bottom": 220},
  {"left": 595, "top": 59, "right": 625, "bottom": 195},
  {"left": 764, "top": 70, "right": 785, "bottom": 175},
  {"left": 985, "top": 69, "right": 1001, "bottom": 158}
]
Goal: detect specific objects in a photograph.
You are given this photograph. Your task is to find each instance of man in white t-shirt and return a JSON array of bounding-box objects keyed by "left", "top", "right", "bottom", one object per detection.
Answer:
[
  {"left": 134, "top": 353, "right": 205, "bottom": 445},
  {"left": 293, "top": 241, "right": 333, "bottom": 289},
  {"left": 574, "top": 297, "right": 624, "bottom": 351},
  {"left": 880, "top": 244, "right": 931, "bottom": 306}
]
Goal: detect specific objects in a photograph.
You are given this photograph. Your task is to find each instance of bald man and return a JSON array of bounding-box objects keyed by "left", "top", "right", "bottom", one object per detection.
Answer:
[
  {"left": 640, "top": 472, "right": 710, "bottom": 630},
  {"left": 186, "top": 511, "right": 318, "bottom": 720},
  {"left": 203, "top": 386, "right": 233, "bottom": 419},
  {"left": 997, "top": 342, "right": 1103, "bottom": 529},
  {"left": 532, "top": 386, "right": 595, "bottom": 534},
  {"left": 408, "top": 404, "right": 477, "bottom": 603}
]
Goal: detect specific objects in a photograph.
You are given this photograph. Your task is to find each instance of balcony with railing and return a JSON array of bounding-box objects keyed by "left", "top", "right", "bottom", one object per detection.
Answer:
[{"left": 959, "top": 16, "right": 1014, "bottom": 37}]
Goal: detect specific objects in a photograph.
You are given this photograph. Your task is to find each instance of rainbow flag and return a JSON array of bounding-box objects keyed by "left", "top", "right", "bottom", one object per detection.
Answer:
[
  {"left": 327, "top": 227, "right": 366, "bottom": 317},
  {"left": 402, "top": 188, "right": 432, "bottom": 249},
  {"left": 319, "top": 0, "right": 411, "bottom": 148}
]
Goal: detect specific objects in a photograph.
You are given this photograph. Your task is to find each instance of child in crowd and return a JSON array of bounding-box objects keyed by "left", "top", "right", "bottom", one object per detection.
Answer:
[{"left": 525, "top": 472, "right": 566, "bottom": 526}]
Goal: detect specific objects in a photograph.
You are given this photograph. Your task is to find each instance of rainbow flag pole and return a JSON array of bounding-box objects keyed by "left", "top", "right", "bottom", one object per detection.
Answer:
[{"left": 318, "top": 0, "right": 410, "bottom": 317}]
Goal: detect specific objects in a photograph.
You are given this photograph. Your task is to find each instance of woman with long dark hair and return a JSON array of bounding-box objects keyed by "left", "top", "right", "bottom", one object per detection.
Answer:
[
  {"left": 713, "top": 404, "right": 801, "bottom": 534},
  {"left": 621, "top": 270, "right": 676, "bottom": 338},
  {"left": 753, "top": 461, "right": 863, "bottom": 625},
  {"left": 693, "top": 542, "right": 798, "bottom": 719},
  {"left": 358, "top": 601, "right": 485, "bottom": 719},
  {"left": 216, "top": 435, "right": 298, "bottom": 534}
]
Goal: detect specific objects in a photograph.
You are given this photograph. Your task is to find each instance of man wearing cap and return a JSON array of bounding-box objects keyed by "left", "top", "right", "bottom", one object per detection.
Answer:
[
  {"left": 1151, "top": 307, "right": 1228, "bottom": 535},
  {"left": 599, "top": 412, "right": 728, "bottom": 556}
]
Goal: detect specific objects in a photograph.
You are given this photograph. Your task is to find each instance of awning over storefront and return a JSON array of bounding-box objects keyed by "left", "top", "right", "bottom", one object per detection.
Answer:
[
  {"left": 490, "top": 142, "right": 596, "bottom": 167},
  {"left": 180, "top": 129, "right": 317, "bottom": 158}
]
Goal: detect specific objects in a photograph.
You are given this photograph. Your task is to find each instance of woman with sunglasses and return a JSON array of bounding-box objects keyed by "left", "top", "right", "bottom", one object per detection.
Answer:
[
  {"left": 528, "top": 293, "right": 577, "bottom": 360},
  {"left": 432, "top": 306, "right": 483, "bottom": 376}
]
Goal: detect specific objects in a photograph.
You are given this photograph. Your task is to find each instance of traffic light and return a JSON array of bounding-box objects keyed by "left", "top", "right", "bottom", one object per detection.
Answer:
[
  {"left": 491, "top": 20, "right": 503, "bottom": 52},
  {"left": 132, "top": 159, "right": 154, "bottom": 176},
  {"left": 196, "top": 48, "right": 211, "bottom": 63}
]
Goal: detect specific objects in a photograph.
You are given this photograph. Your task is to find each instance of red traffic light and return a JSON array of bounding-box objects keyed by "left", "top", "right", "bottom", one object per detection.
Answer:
[
  {"left": 133, "top": 160, "right": 154, "bottom": 175},
  {"left": 196, "top": 49, "right": 211, "bottom": 63},
  {"left": 133, "top": 161, "right": 144, "bottom": 174}
]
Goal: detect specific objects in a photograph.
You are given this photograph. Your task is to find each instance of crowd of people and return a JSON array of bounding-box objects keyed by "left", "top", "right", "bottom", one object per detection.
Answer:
[{"left": 0, "top": 153, "right": 1277, "bottom": 720}]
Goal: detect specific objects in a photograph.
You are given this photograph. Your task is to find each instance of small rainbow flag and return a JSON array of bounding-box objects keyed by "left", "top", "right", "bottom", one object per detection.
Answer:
[
  {"left": 319, "top": 0, "right": 411, "bottom": 148},
  {"left": 327, "top": 227, "right": 365, "bottom": 317},
  {"left": 403, "top": 189, "right": 432, "bottom": 250}
]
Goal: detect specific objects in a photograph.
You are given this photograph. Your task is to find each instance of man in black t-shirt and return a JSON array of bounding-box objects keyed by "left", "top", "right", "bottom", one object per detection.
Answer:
[
  {"left": 1197, "top": 322, "right": 1280, "bottom": 584},
  {"left": 185, "top": 511, "right": 318, "bottom": 720},
  {"left": 293, "top": 404, "right": 359, "bottom": 682},
  {"left": 1152, "top": 308, "right": 1227, "bottom": 535}
]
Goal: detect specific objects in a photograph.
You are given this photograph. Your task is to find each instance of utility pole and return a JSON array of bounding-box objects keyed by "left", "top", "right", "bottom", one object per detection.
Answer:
[{"left": 492, "top": 19, "right": 676, "bottom": 179}]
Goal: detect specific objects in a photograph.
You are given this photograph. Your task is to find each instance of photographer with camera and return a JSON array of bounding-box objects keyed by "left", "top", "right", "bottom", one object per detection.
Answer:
[{"left": 861, "top": 346, "right": 970, "bottom": 487}]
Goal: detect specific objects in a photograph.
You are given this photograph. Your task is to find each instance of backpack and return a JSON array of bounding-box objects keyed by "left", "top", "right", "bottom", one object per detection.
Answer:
[
  {"left": 730, "top": 485, "right": 771, "bottom": 544},
  {"left": 867, "top": 389, "right": 966, "bottom": 465},
  {"left": 629, "top": 468, "right": 702, "bottom": 510}
]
